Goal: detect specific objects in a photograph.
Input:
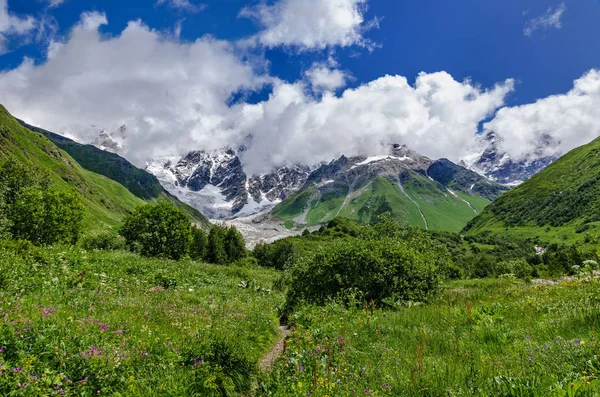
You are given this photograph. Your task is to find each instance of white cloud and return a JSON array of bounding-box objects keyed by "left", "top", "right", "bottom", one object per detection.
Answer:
[
  {"left": 240, "top": 0, "right": 374, "bottom": 50},
  {"left": 0, "top": 11, "right": 266, "bottom": 165},
  {"left": 156, "top": 0, "right": 206, "bottom": 13},
  {"left": 484, "top": 69, "right": 600, "bottom": 162},
  {"left": 231, "top": 72, "right": 514, "bottom": 174},
  {"left": 524, "top": 3, "right": 566, "bottom": 37},
  {"left": 0, "top": 0, "right": 36, "bottom": 53},
  {"left": 47, "top": 0, "right": 66, "bottom": 8},
  {"left": 305, "top": 63, "right": 347, "bottom": 91},
  {"left": 2, "top": 5, "right": 598, "bottom": 179}
]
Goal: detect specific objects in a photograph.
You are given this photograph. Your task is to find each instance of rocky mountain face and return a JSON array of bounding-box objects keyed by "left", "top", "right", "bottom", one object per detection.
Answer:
[
  {"left": 146, "top": 148, "right": 311, "bottom": 219},
  {"left": 270, "top": 144, "right": 506, "bottom": 232},
  {"left": 463, "top": 131, "right": 556, "bottom": 186}
]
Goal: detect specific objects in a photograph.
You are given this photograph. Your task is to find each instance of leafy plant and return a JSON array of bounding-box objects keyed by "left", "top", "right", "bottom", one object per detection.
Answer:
[{"left": 120, "top": 201, "right": 192, "bottom": 260}]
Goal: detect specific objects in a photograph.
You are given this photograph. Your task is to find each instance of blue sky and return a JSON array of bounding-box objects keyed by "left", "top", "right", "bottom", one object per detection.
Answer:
[
  {"left": 5, "top": 0, "right": 600, "bottom": 103},
  {"left": 1, "top": 0, "right": 600, "bottom": 171}
]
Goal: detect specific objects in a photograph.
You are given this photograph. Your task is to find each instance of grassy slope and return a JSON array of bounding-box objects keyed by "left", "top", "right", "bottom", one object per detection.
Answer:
[
  {"left": 0, "top": 105, "right": 146, "bottom": 231},
  {"left": 264, "top": 278, "right": 600, "bottom": 396},
  {"left": 19, "top": 120, "right": 209, "bottom": 228},
  {"left": 0, "top": 246, "right": 283, "bottom": 395},
  {"left": 272, "top": 173, "right": 491, "bottom": 233},
  {"left": 464, "top": 136, "right": 600, "bottom": 244}
]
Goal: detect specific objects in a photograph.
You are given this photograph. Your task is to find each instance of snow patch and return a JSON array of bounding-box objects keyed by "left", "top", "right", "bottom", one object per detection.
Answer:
[{"left": 350, "top": 155, "right": 411, "bottom": 169}]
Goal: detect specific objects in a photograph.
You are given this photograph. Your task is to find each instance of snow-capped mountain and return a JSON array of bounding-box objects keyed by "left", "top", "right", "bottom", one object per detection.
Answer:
[
  {"left": 146, "top": 148, "right": 311, "bottom": 219},
  {"left": 462, "top": 131, "right": 556, "bottom": 186},
  {"left": 269, "top": 143, "right": 507, "bottom": 231}
]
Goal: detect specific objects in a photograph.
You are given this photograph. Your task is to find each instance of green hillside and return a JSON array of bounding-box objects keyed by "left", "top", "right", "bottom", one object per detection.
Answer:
[
  {"left": 464, "top": 135, "right": 600, "bottom": 244},
  {"left": 0, "top": 105, "right": 207, "bottom": 231},
  {"left": 272, "top": 172, "right": 491, "bottom": 233},
  {"left": 18, "top": 120, "right": 209, "bottom": 228}
]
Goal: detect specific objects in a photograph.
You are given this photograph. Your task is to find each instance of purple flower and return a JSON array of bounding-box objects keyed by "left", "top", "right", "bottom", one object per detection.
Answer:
[
  {"left": 12, "top": 367, "right": 22, "bottom": 372},
  {"left": 364, "top": 388, "right": 371, "bottom": 393},
  {"left": 0, "top": 347, "right": 4, "bottom": 353}
]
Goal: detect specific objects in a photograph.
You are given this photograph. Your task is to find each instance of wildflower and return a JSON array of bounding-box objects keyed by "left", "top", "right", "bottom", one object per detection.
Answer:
[
  {"left": 364, "top": 388, "right": 370, "bottom": 393},
  {"left": 12, "top": 367, "right": 22, "bottom": 372}
]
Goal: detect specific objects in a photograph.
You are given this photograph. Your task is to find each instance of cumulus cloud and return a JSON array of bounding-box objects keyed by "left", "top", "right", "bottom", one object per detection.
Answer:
[
  {"left": 2, "top": 4, "right": 599, "bottom": 179},
  {"left": 484, "top": 69, "right": 600, "bottom": 161},
  {"left": 524, "top": 3, "right": 566, "bottom": 37},
  {"left": 156, "top": 0, "right": 206, "bottom": 13},
  {"left": 305, "top": 63, "right": 348, "bottom": 91},
  {"left": 231, "top": 72, "right": 514, "bottom": 173},
  {"left": 0, "top": 11, "right": 266, "bottom": 165},
  {"left": 0, "top": 0, "right": 36, "bottom": 53},
  {"left": 240, "top": 0, "right": 374, "bottom": 50}
]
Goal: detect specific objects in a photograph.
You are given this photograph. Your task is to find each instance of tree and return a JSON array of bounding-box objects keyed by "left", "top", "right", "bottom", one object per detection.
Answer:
[
  {"left": 206, "top": 226, "right": 227, "bottom": 265},
  {"left": 120, "top": 201, "right": 192, "bottom": 260},
  {"left": 189, "top": 227, "right": 208, "bottom": 261},
  {"left": 224, "top": 226, "right": 246, "bottom": 263},
  {"left": 0, "top": 160, "right": 84, "bottom": 245}
]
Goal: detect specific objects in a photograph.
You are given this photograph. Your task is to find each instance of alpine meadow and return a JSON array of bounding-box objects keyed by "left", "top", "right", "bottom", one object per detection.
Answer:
[{"left": 1, "top": 0, "right": 600, "bottom": 396}]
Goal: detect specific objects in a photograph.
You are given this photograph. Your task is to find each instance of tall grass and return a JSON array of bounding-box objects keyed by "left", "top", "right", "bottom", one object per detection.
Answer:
[
  {"left": 0, "top": 244, "right": 283, "bottom": 396},
  {"left": 259, "top": 279, "right": 600, "bottom": 396}
]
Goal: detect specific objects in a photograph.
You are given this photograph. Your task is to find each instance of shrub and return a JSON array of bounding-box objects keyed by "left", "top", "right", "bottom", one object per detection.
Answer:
[
  {"left": 120, "top": 201, "right": 192, "bottom": 260},
  {"left": 81, "top": 231, "right": 126, "bottom": 251},
  {"left": 224, "top": 226, "right": 247, "bottom": 263},
  {"left": 0, "top": 160, "right": 84, "bottom": 245},
  {"left": 253, "top": 240, "right": 297, "bottom": 270},
  {"left": 496, "top": 259, "right": 533, "bottom": 279},
  {"left": 285, "top": 235, "right": 445, "bottom": 311},
  {"left": 153, "top": 272, "right": 177, "bottom": 289},
  {"left": 190, "top": 227, "right": 208, "bottom": 261},
  {"left": 207, "top": 226, "right": 228, "bottom": 265}
]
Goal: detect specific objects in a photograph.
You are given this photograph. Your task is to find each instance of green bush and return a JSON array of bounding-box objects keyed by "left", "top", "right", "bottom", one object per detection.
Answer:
[
  {"left": 285, "top": 234, "right": 445, "bottom": 311},
  {"left": 81, "top": 231, "right": 126, "bottom": 251},
  {"left": 120, "top": 201, "right": 192, "bottom": 260},
  {"left": 253, "top": 240, "right": 297, "bottom": 270},
  {"left": 190, "top": 227, "right": 208, "bottom": 261},
  {"left": 224, "top": 226, "right": 247, "bottom": 263},
  {"left": 0, "top": 159, "right": 84, "bottom": 245},
  {"left": 495, "top": 259, "right": 533, "bottom": 279},
  {"left": 207, "top": 226, "right": 228, "bottom": 265}
]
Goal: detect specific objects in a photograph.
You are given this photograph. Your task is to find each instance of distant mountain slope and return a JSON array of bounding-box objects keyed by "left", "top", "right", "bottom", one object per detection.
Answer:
[
  {"left": 17, "top": 120, "right": 209, "bottom": 228},
  {"left": 0, "top": 105, "right": 207, "bottom": 231},
  {"left": 271, "top": 145, "right": 506, "bottom": 233},
  {"left": 463, "top": 136, "right": 600, "bottom": 243}
]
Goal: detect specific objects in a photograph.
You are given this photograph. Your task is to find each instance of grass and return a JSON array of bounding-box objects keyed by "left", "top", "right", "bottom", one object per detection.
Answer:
[
  {"left": 1, "top": 240, "right": 599, "bottom": 396},
  {"left": 260, "top": 278, "right": 600, "bottom": 396},
  {"left": 0, "top": 245, "right": 284, "bottom": 396}
]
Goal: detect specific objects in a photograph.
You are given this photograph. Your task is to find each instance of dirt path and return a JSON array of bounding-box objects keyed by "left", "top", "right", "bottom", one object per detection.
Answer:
[{"left": 259, "top": 326, "right": 291, "bottom": 371}]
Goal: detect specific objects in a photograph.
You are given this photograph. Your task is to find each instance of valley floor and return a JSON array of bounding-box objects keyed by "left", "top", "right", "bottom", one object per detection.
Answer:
[{"left": 1, "top": 247, "right": 599, "bottom": 396}]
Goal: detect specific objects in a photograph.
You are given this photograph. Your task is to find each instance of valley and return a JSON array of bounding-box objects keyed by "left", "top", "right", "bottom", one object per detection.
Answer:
[{"left": 1, "top": 104, "right": 599, "bottom": 397}]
